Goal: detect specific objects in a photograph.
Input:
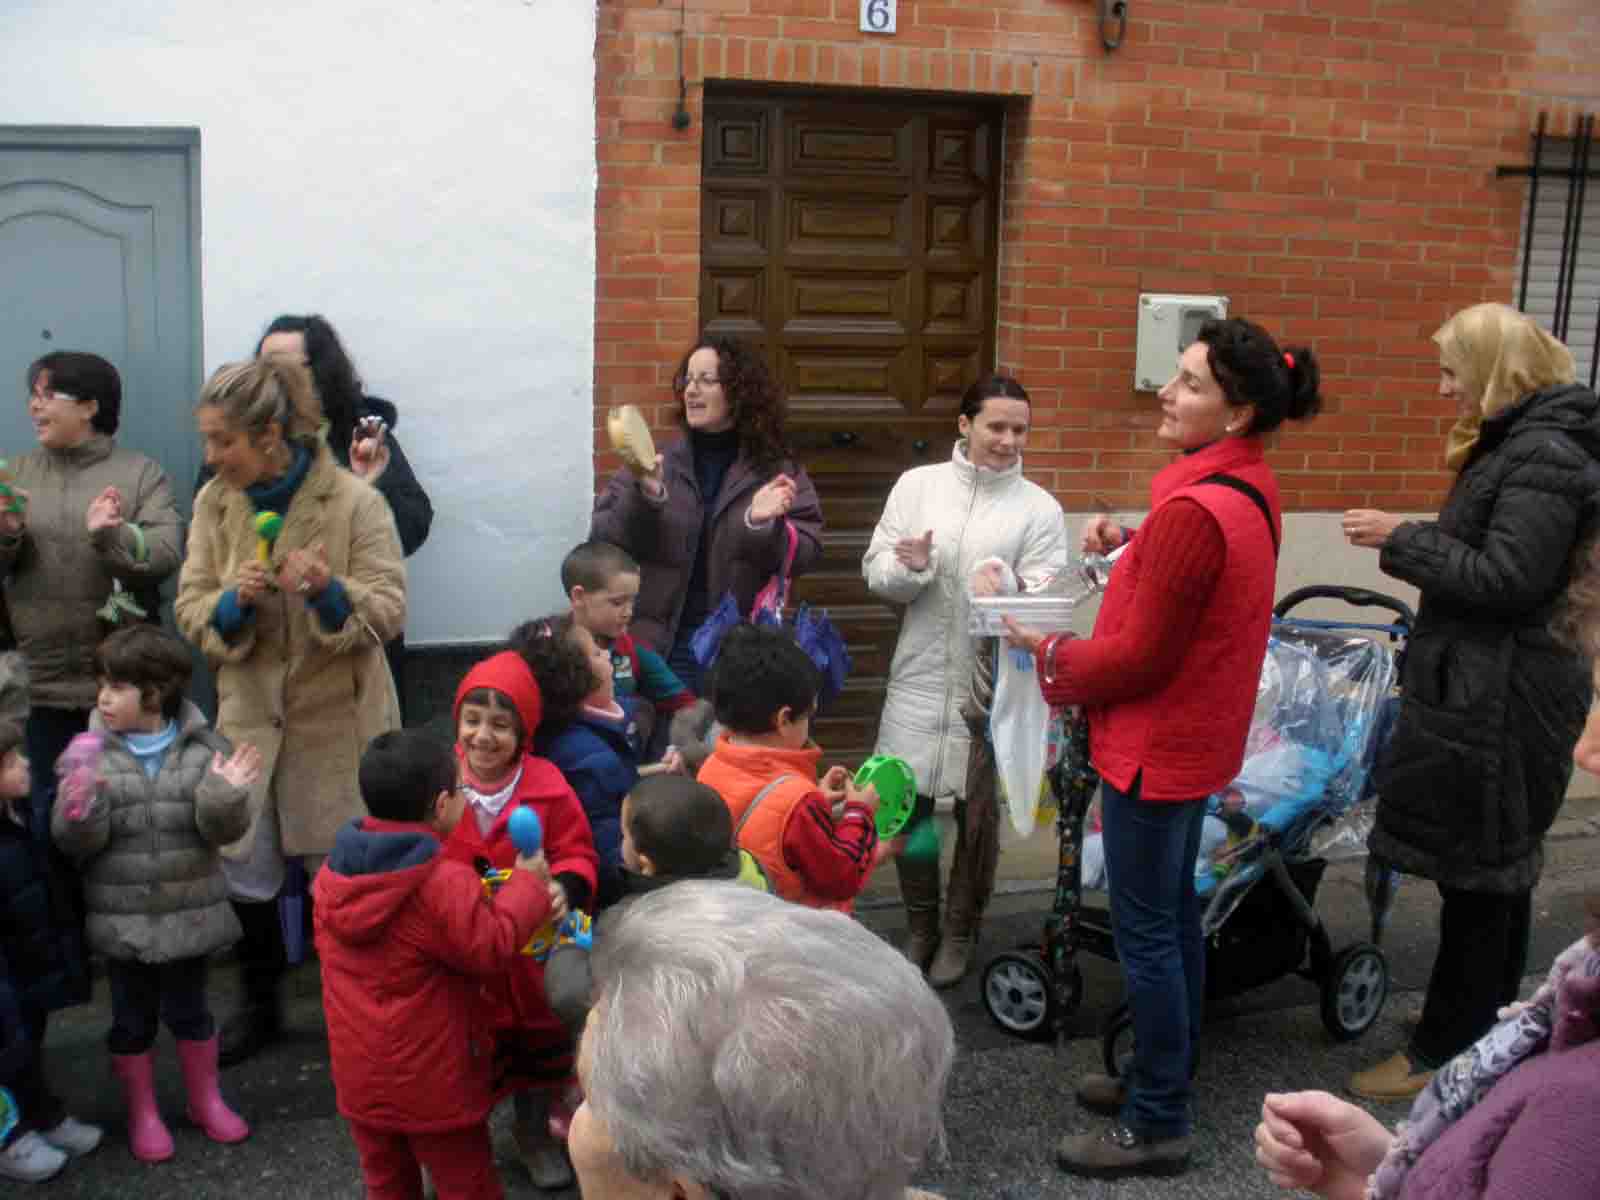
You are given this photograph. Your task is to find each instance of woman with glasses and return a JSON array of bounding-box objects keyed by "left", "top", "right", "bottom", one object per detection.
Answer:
[
  {"left": 4, "top": 352, "right": 181, "bottom": 849},
  {"left": 591, "top": 334, "right": 822, "bottom": 693}
]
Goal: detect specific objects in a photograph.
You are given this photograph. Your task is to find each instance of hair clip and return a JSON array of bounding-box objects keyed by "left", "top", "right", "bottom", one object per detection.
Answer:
[{"left": 1283, "top": 352, "right": 1295, "bottom": 369}]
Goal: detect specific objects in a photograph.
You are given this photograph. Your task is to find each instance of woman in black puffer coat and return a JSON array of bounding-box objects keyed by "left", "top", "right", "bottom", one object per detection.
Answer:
[{"left": 1341, "top": 303, "right": 1600, "bottom": 1102}]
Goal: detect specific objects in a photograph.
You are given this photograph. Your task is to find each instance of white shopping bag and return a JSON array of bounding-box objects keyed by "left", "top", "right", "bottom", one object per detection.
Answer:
[{"left": 992, "top": 643, "right": 1052, "bottom": 837}]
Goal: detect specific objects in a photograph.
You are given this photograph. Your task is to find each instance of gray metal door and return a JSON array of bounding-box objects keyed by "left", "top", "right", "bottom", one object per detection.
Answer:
[{"left": 0, "top": 127, "right": 202, "bottom": 507}]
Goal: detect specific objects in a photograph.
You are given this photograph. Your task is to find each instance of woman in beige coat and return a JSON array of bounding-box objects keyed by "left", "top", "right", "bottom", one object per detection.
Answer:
[{"left": 176, "top": 357, "right": 404, "bottom": 1066}]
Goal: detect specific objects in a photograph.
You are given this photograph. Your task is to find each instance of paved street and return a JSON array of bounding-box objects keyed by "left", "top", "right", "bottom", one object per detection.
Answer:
[{"left": 29, "top": 817, "right": 1600, "bottom": 1200}]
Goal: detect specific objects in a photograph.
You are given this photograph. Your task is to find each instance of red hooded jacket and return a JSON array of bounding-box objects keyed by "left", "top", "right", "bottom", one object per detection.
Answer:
[
  {"left": 442, "top": 652, "right": 600, "bottom": 1091},
  {"left": 313, "top": 817, "right": 550, "bottom": 1132}
]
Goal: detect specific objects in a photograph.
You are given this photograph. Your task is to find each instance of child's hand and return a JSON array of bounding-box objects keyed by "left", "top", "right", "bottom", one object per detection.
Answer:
[
  {"left": 872, "top": 834, "right": 907, "bottom": 867},
  {"left": 847, "top": 780, "right": 879, "bottom": 814},
  {"left": 513, "top": 850, "right": 550, "bottom": 880},
  {"left": 210, "top": 744, "right": 263, "bottom": 789},
  {"left": 819, "top": 765, "right": 850, "bottom": 803},
  {"left": 546, "top": 879, "right": 570, "bottom": 925},
  {"left": 658, "top": 748, "right": 685, "bottom": 776}
]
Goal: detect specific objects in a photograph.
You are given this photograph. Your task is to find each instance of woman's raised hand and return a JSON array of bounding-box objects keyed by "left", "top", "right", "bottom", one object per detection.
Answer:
[
  {"left": 1253, "top": 1091, "right": 1391, "bottom": 1200},
  {"left": 210, "top": 743, "right": 264, "bottom": 789},
  {"left": 279, "top": 543, "right": 332, "bottom": 599},
  {"left": 1081, "top": 514, "right": 1122, "bottom": 555},
  {"left": 895, "top": 529, "right": 935, "bottom": 572},
  {"left": 86, "top": 486, "right": 123, "bottom": 533},
  {"left": 749, "top": 474, "right": 797, "bottom": 524},
  {"left": 232, "top": 560, "right": 274, "bottom": 608},
  {"left": 349, "top": 418, "right": 391, "bottom": 483}
]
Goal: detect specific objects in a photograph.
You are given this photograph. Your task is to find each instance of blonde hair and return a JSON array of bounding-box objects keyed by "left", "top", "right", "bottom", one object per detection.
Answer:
[
  {"left": 1437, "top": 304, "right": 1577, "bottom": 470},
  {"left": 196, "top": 357, "right": 323, "bottom": 447}
]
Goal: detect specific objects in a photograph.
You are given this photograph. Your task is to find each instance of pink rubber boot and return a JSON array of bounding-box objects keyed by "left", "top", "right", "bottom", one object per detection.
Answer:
[
  {"left": 110, "top": 1052, "right": 175, "bottom": 1162},
  {"left": 176, "top": 1036, "right": 250, "bottom": 1143}
]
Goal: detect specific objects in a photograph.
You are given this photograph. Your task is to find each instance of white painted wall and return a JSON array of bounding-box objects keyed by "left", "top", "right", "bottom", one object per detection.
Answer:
[{"left": 1, "top": 0, "right": 597, "bottom": 645}]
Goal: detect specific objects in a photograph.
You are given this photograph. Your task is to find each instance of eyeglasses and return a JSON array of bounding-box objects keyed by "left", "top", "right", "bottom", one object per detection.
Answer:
[
  {"left": 27, "top": 388, "right": 77, "bottom": 406},
  {"left": 674, "top": 372, "right": 723, "bottom": 391}
]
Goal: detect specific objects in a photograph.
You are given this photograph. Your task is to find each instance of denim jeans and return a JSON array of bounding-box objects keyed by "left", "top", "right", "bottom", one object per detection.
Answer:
[
  {"left": 1100, "top": 773, "right": 1207, "bottom": 1139},
  {"left": 106, "top": 956, "right": 213, "bottom": 1055}
]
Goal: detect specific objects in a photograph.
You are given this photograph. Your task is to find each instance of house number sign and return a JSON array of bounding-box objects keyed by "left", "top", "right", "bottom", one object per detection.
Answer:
[{"left": 860, "top": 0, "right": 897, "bottom": 34}]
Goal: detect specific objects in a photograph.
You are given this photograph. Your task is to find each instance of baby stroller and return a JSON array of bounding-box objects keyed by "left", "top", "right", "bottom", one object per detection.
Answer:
[{"left": 980, "top": 584, "right": 1413, "bottom": 1075}]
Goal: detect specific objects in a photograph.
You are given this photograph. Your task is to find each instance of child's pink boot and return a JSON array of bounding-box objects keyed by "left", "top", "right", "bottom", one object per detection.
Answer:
[
  {"left": 176, "top": 1036, "right": 250, "bottom": 1143},
  {"left": 110, "top": 1052, "right": 175, "bottom": 1162}
]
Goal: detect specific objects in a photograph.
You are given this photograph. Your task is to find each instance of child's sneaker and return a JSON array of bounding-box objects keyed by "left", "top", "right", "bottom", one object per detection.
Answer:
[
  {"left": 40, "top": 1115, "right": 103, "bottom": 1157},
  {"left": 0, "top": 1131, "right": 69, "bottom": 1182}
]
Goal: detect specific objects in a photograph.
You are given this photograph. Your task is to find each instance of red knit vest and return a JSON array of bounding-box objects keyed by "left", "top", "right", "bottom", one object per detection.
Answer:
[{"left": 1087, "top": 437, "right": 1281, "bottom": 801}]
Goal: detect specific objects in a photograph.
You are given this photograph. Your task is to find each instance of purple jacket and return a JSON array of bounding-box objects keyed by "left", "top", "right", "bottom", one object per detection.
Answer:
[
  {"left": 1402, "top": 1035, "right": 1600, "bottom": 1199},
  {"left": 591, "top": 438, "right": 823, "bottom": 652}
]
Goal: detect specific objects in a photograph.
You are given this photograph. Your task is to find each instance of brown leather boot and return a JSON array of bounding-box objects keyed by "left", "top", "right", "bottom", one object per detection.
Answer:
[
  {"left": 896, "top": 850, "right": 942, "bottom": 971},
  {"left": 926, "top": 797, "right": 998, "bottom": 990},
  {"left": 1075, "top": 1073, "right": 1128, "bottom": 1116},
  {"left": 1057, "top": 1124, "right": 1191, "bottom": 1179}
]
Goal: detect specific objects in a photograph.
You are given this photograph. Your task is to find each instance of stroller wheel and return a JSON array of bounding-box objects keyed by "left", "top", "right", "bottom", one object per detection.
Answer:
[
  {"left": 1101, "top": 1003, "right": 1135, "bottom": 1078},
  {"left": 1320, "top": 942, "right": 1389, "bottom": 1042},
  {"left": 981, "top": 951, "right": 1060, "bottom": 1041}
]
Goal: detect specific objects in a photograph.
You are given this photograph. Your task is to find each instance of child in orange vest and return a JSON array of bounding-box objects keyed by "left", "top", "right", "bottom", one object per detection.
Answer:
[{"left": 696, "top": 624, "right": 885, "bottom": 911}]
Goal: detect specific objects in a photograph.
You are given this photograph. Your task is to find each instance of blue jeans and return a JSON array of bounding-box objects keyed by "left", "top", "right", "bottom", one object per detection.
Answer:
[{"left": 1100, "top": 773, "right": 1206, "bottom": 1139}]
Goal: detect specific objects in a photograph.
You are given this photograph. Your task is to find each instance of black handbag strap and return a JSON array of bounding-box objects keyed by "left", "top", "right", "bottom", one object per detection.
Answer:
[{"left": 1197, "top": 472, "right": 1280, "bottom": 557}]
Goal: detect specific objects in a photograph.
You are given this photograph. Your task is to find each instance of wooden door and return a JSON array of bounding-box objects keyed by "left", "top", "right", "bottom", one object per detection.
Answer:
[{"left": 700, "top": 89, "right": 1003, "bottom": 763}]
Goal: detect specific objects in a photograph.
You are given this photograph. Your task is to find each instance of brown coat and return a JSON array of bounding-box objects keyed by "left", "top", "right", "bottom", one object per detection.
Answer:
[
  {"left": 0, "top": 435, "right": 182, "bottom": 710},
  {"left": 591, "top": 438, "right": 823, "bottom": 652},
  {"left": 175, "top": 443, "right": 404, "bottom": 859}
]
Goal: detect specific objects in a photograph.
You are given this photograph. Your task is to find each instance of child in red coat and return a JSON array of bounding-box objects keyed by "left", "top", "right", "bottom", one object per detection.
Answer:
[
  {"left": 441, "top": 650, "right": 599, "bottom": 1192},
  {"left": 314, "top": 730, "right": 552, "bottom": 1200}
]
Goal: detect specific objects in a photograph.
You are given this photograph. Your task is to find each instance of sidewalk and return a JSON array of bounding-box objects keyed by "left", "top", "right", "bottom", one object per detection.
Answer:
[{"left": 857, "top": 784, "right": 1600, "bottom": 907}]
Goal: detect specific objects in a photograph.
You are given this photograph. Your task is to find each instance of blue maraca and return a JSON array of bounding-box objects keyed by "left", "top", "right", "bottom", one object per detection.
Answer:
[{"left": 509, "top": 806, "right": 543, "bottom": 857}]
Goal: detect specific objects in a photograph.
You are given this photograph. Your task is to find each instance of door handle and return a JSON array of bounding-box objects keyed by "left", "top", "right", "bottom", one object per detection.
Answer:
[{"left": 831, "top": 431, "right": 858, "bottom": 447}]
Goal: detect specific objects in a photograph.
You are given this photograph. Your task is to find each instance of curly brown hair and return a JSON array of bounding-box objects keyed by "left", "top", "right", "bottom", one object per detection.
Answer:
[
  {"left": 673, "top": 334, "right": 791, "bottom": 471},
  {"left": 507, "top": 613, "right": 595, "bottom": 732}
]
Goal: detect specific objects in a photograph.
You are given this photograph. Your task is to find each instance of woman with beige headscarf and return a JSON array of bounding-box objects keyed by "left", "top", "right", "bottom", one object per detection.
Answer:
[{"left": 1341, "top": 303, "right": 1600, "bottom": 1104}]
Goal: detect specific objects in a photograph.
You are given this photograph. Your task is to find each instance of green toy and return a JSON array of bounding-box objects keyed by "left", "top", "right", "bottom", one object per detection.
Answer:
[
  {"left": 854, "top": 754, "right": 917, "bottom": 839},
  {"left": 254, "top": 510, "right": 284, "bottom": 563},
  {"left": 899, "top": 815, "right": 942, "bottom": 863}
]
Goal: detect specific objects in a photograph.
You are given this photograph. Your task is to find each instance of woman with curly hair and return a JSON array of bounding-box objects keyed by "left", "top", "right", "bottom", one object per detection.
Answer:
[{"left": 591, "top": 335, "right": 823, "bottom": 692}]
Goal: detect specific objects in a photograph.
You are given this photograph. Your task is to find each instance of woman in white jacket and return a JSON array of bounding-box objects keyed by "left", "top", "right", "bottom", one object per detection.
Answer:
[{"left": 863, "top": 374, "right": 1068, "bottom": 987}]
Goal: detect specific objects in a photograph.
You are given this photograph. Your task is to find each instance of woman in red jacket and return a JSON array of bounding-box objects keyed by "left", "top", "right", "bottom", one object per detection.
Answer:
[{"left": 1006, "top": 317, "right": 1322, "bottom": 1181}]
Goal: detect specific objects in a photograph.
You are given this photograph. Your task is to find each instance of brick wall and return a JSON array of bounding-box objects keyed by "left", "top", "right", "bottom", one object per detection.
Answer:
[{"left": 594, "top": 0, "right": 1600, "bottom": 512}]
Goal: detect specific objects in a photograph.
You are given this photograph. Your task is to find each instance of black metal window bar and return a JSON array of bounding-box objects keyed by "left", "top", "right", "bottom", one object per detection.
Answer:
[{"left": 1499, "top": 111, "right": 1599, "bottom": 388}]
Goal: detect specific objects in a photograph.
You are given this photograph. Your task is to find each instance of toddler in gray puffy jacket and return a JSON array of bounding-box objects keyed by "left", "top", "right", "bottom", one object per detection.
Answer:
[{"left": 51, "top": 627, "right": 261, "bottom": 1164}]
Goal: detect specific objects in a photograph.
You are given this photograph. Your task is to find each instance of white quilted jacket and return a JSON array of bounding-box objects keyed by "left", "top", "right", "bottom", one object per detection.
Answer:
[{"left": 863, "top": 443, "right": 1068, "bottom": 800}]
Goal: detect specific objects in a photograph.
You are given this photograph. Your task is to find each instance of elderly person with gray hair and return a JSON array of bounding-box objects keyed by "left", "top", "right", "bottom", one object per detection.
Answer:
[{"left": 568, "top": 881, "right": 953, "bottom": 1200}]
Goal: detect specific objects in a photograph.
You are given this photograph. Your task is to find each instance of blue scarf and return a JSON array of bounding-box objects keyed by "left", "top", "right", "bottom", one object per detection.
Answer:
[
  {"left": 124, "top": 721, "right": 179, "bottom": 779},
  {"left": 244, "top": 443, "right": 312, "bottom": 513}
]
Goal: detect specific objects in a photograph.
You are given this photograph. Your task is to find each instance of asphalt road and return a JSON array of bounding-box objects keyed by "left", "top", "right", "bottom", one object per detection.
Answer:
[{"left": 27, "top": 832, "right": 1600, "bottom": 1199}]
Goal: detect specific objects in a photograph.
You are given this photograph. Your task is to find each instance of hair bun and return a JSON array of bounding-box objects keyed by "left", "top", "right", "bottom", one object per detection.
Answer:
[{"left": 1282, "top": 345, "right": 1323, "bottom": 422}]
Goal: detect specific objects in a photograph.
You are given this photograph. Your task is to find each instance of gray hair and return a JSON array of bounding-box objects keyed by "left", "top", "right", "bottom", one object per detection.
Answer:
[
  {"left": 587, "top": 882, "right": 954, "bottom": 1200},
  {"left": 197, "top": 357, "right": 323, "bottom": 447}
]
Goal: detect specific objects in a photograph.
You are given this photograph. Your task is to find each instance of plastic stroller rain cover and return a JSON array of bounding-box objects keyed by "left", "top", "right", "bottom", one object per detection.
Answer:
[{"left": 1081, "top": 622, "right": 1399, "bottom": 928}]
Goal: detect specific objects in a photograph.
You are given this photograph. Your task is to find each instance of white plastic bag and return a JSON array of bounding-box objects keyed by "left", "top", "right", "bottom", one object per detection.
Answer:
[{"left": 992, "top": 643, "right": 1051, "bottom": 837}]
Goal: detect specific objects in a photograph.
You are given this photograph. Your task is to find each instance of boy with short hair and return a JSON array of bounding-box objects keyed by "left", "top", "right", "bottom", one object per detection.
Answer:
[
  {"left": 561, "top": 541, "right": 697, "bottom": 728},
  {"left": 314, "top": 731, "right": 552, "bottom": 1200},
  {"left": 696, "top": 624, "right": 886, "bottom": 911},
  {"left": 543, "top": 774, "right": 765, "bottom": 1036}
]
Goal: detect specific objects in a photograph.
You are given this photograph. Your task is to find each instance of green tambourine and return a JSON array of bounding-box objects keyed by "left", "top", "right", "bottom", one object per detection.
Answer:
[{"left": 854, "top": 754, "right": 917, "bottom": 839}]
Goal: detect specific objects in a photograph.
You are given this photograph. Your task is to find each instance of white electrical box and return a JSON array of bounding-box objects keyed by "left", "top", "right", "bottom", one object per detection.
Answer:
[{"left": 1134, "top": 293, "right": 1229, "bottom": 391}]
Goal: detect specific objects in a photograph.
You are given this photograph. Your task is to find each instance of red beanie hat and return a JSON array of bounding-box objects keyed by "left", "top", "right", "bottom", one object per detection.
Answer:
[{"left": 454, "top": 651, "right": 543, "bottom": 749}]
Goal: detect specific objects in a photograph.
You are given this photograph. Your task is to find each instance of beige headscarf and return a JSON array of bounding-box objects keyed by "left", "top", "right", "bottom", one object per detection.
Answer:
[{"left": 1438, "top": 303, "right": 1577, "bottom": 470}]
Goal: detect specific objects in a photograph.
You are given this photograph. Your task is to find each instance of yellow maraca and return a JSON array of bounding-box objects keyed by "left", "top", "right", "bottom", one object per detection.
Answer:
[{"left": 254, "top": 511, "right": 283, "bottom": 564}]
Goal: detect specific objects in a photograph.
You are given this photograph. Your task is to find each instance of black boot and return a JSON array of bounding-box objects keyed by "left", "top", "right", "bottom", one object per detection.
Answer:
[{"left": 219, "top": 899, "right": 286, "bottom": 1068}]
